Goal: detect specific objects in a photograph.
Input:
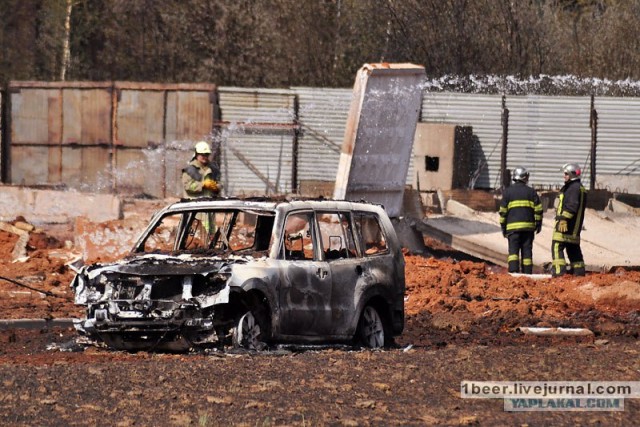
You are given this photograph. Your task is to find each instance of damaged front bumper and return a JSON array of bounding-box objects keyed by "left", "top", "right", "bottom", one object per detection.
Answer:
[
  {"left": 76, "top": 299, "right": 225, "bottom": 351},
  {"left": 79, "top": 299, "right": 214, "bottom": 333},
  {"left": 70, "top": 256, "right": 237, "bottom": 350}
]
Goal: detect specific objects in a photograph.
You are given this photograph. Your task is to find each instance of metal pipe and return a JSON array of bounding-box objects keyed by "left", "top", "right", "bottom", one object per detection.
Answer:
[
  {"left": 590, "top": 94, "right": 598, "bottom": 190},
  {"left": 57, "top": 88, "right": 64, "bottom": 183},
  {"left": 292, "top": 95, "right": 300, "bottom": 193},
  {"left": 162, "top": 90, "right": 169, "bottom": 198},
  {"left": 110, "top": 85, "right": 118, "bottom": 193},
  {"left": 0, "top": 87, "right": 6, "bottom": 183},
  {"left": 500, "top": 95, "right": 509, "bottom": 191}
]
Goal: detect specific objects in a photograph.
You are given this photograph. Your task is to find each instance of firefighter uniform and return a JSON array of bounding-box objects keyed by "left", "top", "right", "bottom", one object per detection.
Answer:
[
  {"left": 499, "top": 179, "right": 543, "bottom": 274},
  {"left": 182, "top": 158, "right": 219, "bottom": 199},
  {"left": 551, "top": 177, "right": 587, "bottom": 277},
  {"left": 182, "top": 141, "right": 221, "bottom": 235}
]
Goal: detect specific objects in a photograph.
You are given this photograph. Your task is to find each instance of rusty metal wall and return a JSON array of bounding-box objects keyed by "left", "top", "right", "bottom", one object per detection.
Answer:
[
  {"left": 217, "top": 88, "right": 297, "bottom": 196},
  {"left": 114, "top": 85, "right": 216, "bottom": 198},
  {"left": 9, "top": 83, "right": 114, "bottom": 190},
  {"left": 113, "top": 88, "right": 165, "bottom": 197},
  {"left": 8, "top": 82, "right": 217, "bottom": 198},
  {"left": 10, "top": 86, "right": 61, "bottom": 187}
]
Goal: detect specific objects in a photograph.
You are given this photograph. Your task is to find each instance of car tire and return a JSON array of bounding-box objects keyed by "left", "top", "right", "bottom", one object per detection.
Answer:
[
  {"left": 232, "top": 311, "right": 264, "bottom": 350},
  {"left": 356, "top": 305, "right": 387, "bottom": 349}
]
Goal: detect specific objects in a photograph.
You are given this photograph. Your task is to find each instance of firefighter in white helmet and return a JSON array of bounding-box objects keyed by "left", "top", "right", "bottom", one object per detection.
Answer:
[
  {"left": 551, "top": 163, "right": 587, "bottom": 277},
  {"left": 182, "top": 141, "right": 221, "bottom": 199},
  {"left": 498, "top": 167, "right": 543, "bottom": 274}
]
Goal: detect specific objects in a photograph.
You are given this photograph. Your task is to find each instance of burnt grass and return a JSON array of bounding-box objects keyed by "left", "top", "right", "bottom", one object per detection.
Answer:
[{"left": 0, "top": 326, "right": 638, "bottom": 425}]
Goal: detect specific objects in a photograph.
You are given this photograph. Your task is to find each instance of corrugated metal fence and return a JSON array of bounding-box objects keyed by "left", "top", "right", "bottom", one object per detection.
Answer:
[
  {"left": 216, "top": 87, "right": 297, "bottom": 196},
  {"left": 3, "top": 82, "right": 640, "bottom": 197}
]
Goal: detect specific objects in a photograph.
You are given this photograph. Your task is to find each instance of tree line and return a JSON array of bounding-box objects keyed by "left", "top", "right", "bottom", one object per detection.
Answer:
[{"left": 1, "top": 0, "right": 638, "bottom": 89}]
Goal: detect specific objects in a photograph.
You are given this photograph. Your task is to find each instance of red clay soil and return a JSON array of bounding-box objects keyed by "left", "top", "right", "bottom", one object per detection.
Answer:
[
  {"left": 1, "top": 222, "right": 640, "bottom": 346},
  {"left": 402, "top": 254, "right": 640, "bottom": 346},
  {"left": 0, "top": 229, "right": 81, "bottom": 319}
]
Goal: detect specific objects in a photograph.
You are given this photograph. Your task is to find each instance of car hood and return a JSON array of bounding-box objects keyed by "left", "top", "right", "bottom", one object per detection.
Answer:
[{"left": 72, "top": 253, "right": 258, "bottom": 283}]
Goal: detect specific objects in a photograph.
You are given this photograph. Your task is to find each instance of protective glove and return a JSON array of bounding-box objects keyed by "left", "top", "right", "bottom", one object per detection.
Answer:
[
  {"left": 557, "top": 219, "right": 568, "bottom": 233},
  {"left": 203, "top": 179, "right": 219, "bottom": 192},
  {"left": 536, "top": 223, "right": 542, "bottom": 234}
]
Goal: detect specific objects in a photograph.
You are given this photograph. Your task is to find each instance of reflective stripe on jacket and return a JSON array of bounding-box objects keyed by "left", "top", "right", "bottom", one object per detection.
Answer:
[
  {"left": 553, "top": 179, "right": 587, "bottom": 244},
  {"left": 499, "top": 182, "right": 543, "bottom": 232}
]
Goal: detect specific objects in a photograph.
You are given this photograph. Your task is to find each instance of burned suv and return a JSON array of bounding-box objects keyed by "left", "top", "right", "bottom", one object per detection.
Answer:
[{"left": 71, "top": 198, "right": 405, "bottom": 351}]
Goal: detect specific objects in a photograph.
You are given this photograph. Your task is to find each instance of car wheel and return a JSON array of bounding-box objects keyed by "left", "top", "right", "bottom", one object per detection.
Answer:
[
  {"left": 232, "top": 311, "right": 263, "bottom": 350},
  {"left": 357, "top": 305, "right": 386, "bottom": 349}
]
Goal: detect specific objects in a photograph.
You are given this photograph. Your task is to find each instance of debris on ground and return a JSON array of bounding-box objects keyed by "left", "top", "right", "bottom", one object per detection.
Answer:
[{"left": 0, "top": 203, "right": 639, "bottom": 349}]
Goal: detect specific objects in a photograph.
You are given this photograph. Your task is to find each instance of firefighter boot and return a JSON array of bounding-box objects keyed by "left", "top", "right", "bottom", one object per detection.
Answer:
[{"left": 572, "top": 262, "right": 586, "bottom": 277}]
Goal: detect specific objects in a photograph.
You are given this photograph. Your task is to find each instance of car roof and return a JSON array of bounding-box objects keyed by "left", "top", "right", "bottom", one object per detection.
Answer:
[{"left": 164, "top": 197, "right": 386, "bottom": 215}]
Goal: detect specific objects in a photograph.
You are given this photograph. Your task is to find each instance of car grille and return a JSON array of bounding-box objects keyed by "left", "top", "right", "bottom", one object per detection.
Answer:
[{"left": 113, "top": 277, "right": 144, "bottom": 300}]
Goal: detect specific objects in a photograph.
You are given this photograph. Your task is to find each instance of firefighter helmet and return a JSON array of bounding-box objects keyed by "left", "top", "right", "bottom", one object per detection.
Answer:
[
  {"left": 194, "top": 141, "right": 212, "bottom": 155},
  {"left": 562, "top": 163, "right": 581, "bottom": 180},
  {"left": 512, "top": 167, "right": 529, "bottom": 183}
]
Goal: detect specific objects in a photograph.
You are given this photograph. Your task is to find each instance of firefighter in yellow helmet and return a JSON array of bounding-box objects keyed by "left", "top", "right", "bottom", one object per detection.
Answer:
[
  {"left": 182, "top": 141, "right": 221, "bottom": 199},
  {"left": 498, "top": 167, "right": 543, "bottom": 274},
  {"left": 551, "top": 163, "right": 587, "bottom": 277}
]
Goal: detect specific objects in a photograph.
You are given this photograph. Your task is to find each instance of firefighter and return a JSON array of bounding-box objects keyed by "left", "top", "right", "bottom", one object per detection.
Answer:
[
  {"left": 551, "top": 163, "right": 587, "bottom": 277},
  {"left": 182, "top": 141, "right": 221, "bottom": 199},
  {"left": 499, "top": 167, "right": 543, "bottom": 274}
]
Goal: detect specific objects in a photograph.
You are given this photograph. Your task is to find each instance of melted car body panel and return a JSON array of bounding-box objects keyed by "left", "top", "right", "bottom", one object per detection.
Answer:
[{"left": 70, "top": 198, "right": 405, "bottom": 350}]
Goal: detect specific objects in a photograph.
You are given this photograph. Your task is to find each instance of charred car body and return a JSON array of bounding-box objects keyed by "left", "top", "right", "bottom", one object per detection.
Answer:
[{"left": 71, "top": 198, "right": 405, "bottom": 351}]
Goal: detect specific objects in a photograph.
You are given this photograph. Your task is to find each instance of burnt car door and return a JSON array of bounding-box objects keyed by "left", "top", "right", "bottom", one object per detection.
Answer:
[
  {"left": 277, "top": 211, "right": 333, "bottom": 337},
  {"left": 316, "top": 211, "right": 361, "bottom": 337},
  {"left": 343, "top": 211, "right": 394, "bottom": 333}
]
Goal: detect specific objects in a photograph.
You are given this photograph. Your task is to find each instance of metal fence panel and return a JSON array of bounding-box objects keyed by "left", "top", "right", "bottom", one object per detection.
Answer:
[
  {"left": 10, "top": 146, "right": 50, "bottom": 185},
  {"left": 117, "top": 90, "right": 164, "bottom": 148},
  {"left": 114, "top": 90, "right": 164, "bottom": 196},
  {"left": 8, "top": 82, "right": 219, "bottom": 197},
  {"left": 166, "top": 90, "right": 215, "bottom": 141},
  {"left": 293, "top": 87, "right": 350, "bottom": 182},
  {"left": 217, "top": 88, "right": 296, "bottom": 196},
  {"left": 10, "top": 85, "right": 112, "bottom": 190},
  {"left": 421, "top": 92, "right": 504, "bottom": 189},
  {"left": 595, "top": 97, "right": 640, "bottom": 191},
  {"left": 334, "top": 64, "right": 425, "bottom": 217},
  {"left": 506, "top": 96, "right": 592, "bottom": 189},
  {"left": 62, "top": 89, "right": 111, "bottom": 145},
  {"left": 115, "top": 87, "right": 215, "bottom": 198},
  {"left": 10, "top": 88, "right": 61, "bottom": 145},
  {"left": 220, "top": 133, "right": 293, "bottom": 196},
  {"left": 7, "top": 82, "right": 640, "bottom": 199},
  {"left": 219, "top": 87, "right": 294, "bottom": 123}
]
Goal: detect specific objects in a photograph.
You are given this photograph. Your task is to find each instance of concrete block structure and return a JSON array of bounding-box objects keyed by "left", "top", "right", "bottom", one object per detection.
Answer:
[{"left": 412, "top": 123, "right": 473, "bottom": 192}]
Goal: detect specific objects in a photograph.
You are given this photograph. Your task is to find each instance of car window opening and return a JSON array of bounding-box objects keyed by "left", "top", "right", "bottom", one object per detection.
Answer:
[{"left": 140, "top": 209, "right": 274, "bottom": 256}]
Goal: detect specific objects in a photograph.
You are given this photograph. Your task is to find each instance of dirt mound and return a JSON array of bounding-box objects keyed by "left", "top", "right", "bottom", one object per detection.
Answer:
[
  {"left": 0, "top": 230, "right": 18, "bottom": 256},
  {"left": 401, "top": 255, "right": 640, "bottom": 346},
  {"left": 0, "top": 222, "right": 81, "bottom": 319}
]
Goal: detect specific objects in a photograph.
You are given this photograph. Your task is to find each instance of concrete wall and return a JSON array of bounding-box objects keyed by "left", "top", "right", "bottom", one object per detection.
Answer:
[{"left": 0, "top": 185, "right": 122, "bottom": 224}]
